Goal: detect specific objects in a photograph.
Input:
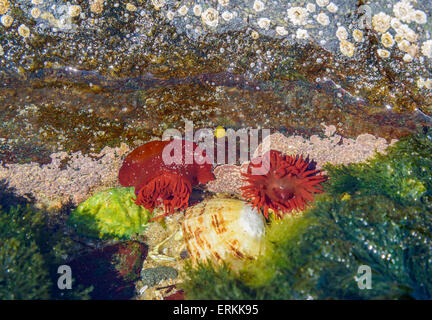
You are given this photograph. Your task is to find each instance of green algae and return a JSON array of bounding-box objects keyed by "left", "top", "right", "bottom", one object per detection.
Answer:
[
  {"left": 0, "top": 184, "right": 92, "bottom": 300},
  {"left": 68, "top": 187, "right": 152, "bottom": 240},
  {"left": 325, "top": 129, "right": 432, "bottom": 207},
  {"left": 181, "top": 129, "right": 432, "bottom": 300},
  {"left": 0, "top": 205, "right": 51, "bottom": 299}
]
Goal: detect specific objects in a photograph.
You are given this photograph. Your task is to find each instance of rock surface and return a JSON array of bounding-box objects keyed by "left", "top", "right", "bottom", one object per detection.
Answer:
[{"left": 68, "top": 241, "right": 148, "bottom": 300}]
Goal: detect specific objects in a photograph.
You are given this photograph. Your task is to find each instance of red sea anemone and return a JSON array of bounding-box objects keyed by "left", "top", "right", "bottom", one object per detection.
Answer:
[
  {"left": 240, "top": 150, "right": 326, "bottom": 219},
  {"left": 119, "top": 139, "right": 214, "bottom": 220}
]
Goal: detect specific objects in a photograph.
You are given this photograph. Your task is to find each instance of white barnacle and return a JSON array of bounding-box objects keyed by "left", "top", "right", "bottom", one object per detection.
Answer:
[
  {"left": 69, "top": 5, "right": 82, "bottom": 17},
  {"left": 151, "top": 0, "right": 165, "bottom": 10},
  {"left": 306, "top": 3, "right": 316, "bottom": 13},
  {"left": 218, "top": 0, "right": 229, "bottom": 7},
  {"left": 253, "top": 0, "right": 265, "bottom": 12},
  {"left": 1, "top": 14, "right": 13, "bottom": 27},
  {"left": 202, "top": 8, "right": 219, "bottom": 27},
  {"left": 316, "top": 0, "right": 329, "bottom": 7},
  {"left": 193, "top": 5, "right": 202, "bottom": 16},
  {"left": 393, "top": 1, "right": 414, "bottom": 23},
  {"left": 222, "top": 11, "right": 233, "bottom": 21},
  {"left": 296, "top": 28, "right": 309, "bottom": 40},
  {"left": 126, "top": 3, "right": 137, "bottom": 12},
  {"left": 31, "top": 7, "right": 41, "bottom": 19},
  {"left": 326, "top": 2, "right": 338, "bottom": 13},
  {"left": 421, "top": 40, "right": 432, "bottom": 59},
  {"left": 372, "top": 12, "right": 391, "bottom": 34},
  {"left": 178, "top": 5, "right": 188, "bottom": 16},
  {"left": 411, "top": 10, "right": 427, "bottom": 24},
  {"left": 336, "top": 26, "right": 348, "bottom": 41},
  {"left": 166, "top": 10, "right": 175, "bottom": 21},
  {"left": 405, "top": 44, "right": 417, "bottom": 58},
  {"left": 287, "top": 7, "right": 308, "bottom": 26},
  {"left": 18, "top": 24, "right": 30, "bottom": 38},
  {"left": 353, "top": 29, "right": 364, "bottom": 42},
  {"left": 251, "top": 30, "right": 259, "bottom": 39},
  {"left": 275, "top": 26, "right": 288, "bottom": 36},
  {"left": 316, "top": 12, "right": 329, "bottom": 26},
  {"left": 390, "top": 17, "right": 402, "bottom": 30},
  {"left": 394, "top": 33, "right": 404, "bottom": 44},
  {"left": 381, "top": 32, "right": 394, "bottom": 48},
  {"left": 257, "top": 17, "right": 270, "bottom": 30},
  {"left": 340, "top": 40, "right": 355, "bottom": 57},
  {"left": 398, "top": 39, "right": 411, "bottom": 52},
  {"left": 377, "top": 49, "right": 390, "bottom": 58},
  {"left": 397, "top": 24, "right": 418, "bottom": 43}
]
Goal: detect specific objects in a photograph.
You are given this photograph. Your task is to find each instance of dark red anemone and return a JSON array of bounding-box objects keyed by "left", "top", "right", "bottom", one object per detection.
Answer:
[
  {"left": 240, "top": 150, "right": 326, "bottom": 219},
  {"left": 119, "top": 140, "right": 214, "bottom": 220}
]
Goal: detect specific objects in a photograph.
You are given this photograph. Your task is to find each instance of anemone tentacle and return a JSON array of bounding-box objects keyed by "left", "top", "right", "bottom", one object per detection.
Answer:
[{"left": 134, "top": 172, "right": 192, "bottom": 221}]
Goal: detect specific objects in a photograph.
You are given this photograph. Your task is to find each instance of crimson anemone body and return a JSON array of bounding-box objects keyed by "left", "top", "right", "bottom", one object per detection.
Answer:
[
  {"left": 119, "top": 140, "right": 214, "bottom": 220},
  {"left": 240, "top": 150, "right": 326, "bottom": 219}
]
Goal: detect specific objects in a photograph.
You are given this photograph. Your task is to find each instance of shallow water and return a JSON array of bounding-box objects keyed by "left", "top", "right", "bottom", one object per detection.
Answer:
[{"left": 1, "top": 0, "right": 432, "bottom": 164}]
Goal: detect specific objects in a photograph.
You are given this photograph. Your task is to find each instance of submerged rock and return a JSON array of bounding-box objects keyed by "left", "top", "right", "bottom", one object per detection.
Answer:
[
  {"left": 141, "top": 266, "right": 178, "bottom": 287},
  {"left": 68, "top": 241, "right": 148, "bottom": 300}
]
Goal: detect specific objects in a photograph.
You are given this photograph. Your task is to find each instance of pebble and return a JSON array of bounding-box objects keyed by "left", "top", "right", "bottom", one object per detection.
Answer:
[{"left": 141, "top": 266, "right": 178, "bottom": 287}]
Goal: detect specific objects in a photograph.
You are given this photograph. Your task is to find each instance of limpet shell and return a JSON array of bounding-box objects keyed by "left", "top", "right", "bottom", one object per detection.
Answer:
[{"left": 182, "top": 198, "right": 265, "bottom": 267}]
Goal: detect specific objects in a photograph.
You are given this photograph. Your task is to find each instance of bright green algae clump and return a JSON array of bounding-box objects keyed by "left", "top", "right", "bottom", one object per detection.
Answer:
[
  {"left": 68, "top": 187, "right": 152, "bottom": 240},
  {"left": 182, "top": 130, "right": 432, "bottom": 300}
]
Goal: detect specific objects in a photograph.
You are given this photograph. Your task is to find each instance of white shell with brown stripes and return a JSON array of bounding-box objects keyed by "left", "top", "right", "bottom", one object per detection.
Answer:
[{"left": 182, "top": 198, "right": 265, "bottom": 268}]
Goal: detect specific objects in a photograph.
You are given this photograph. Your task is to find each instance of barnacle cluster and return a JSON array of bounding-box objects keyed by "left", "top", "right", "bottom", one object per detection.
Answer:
[
  {"left": 0, "top": 0, "right": 430, "bottom": 72},
  {"left": 370, "top": 1, "right": 427, "bottom": 61}
]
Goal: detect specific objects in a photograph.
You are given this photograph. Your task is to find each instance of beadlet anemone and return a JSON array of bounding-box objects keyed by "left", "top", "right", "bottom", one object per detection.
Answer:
[
  {"left": 240, "top": 150, "right": 326, "bottom": 219},
  {"left": 119, "top": 140, "right": 214, "bottom": 220}
]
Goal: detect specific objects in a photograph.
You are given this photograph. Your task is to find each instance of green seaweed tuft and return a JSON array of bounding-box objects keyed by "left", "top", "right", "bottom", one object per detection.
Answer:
[{"left": 325, "top": 131, "right": 432, "bottom": 207}]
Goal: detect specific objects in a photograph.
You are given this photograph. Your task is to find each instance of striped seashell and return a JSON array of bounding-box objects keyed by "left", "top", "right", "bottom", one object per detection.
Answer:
[{"left": 182, "top": 198, "right": 265, "bottom": 267}]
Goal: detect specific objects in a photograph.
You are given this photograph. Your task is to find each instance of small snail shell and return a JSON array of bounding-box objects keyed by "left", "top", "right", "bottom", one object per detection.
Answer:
[{"left": 182, "top": 198, "right": 265, "bottom": 268}]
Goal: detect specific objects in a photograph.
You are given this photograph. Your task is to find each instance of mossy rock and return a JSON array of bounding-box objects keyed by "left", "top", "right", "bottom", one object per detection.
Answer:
[{"left": 68, "top": 187, "right": 152, "bottom": 240}]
